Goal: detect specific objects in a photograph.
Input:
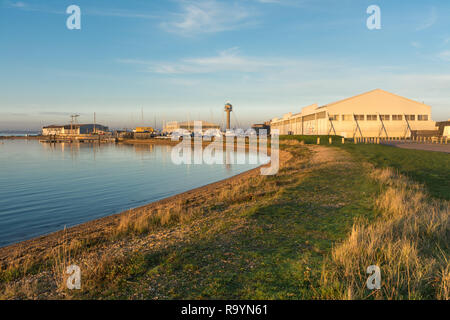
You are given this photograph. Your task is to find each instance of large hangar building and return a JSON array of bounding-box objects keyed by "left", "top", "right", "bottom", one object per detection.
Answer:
[{"left": 270, "top": 89, "right": 436, "bottom": 138}]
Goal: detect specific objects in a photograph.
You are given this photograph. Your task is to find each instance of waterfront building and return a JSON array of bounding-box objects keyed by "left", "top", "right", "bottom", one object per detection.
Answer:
[
  {"left": 251, "top": 122, "right": 271, "bottom": 135},
  {"left": 42, "top": 124, "right": 109, "bottom": 136},
  {"left": 163, "top": 120, "right": 220, "bottom": 134},
  {"left": 134, "top": 127, "right": 154, "bottom": 133},
  {"left": 270, "top": 89, "right": 436, "bottom": 138},
  {"left": 436, "top": 120, "right": 450, "bottom": 138}
]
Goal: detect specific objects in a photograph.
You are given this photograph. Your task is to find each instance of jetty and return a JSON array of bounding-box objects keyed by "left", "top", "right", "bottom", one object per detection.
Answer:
[{"left": 40, "top": 135, "right": 117, "bottom": 143}]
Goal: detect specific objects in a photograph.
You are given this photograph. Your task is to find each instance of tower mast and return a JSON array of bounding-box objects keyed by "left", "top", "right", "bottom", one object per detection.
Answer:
[{"left": 224, "top": 102, "right": 233, "bottom": 130}]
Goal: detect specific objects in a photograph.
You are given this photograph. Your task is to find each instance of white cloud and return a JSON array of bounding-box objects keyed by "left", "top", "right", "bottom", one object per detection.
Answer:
[
  {"left": 117, "top": 49, "right": 450, "bottom": 121},
  {"left": 4, "top": 1, "right": 158, "bottom": 19},
  {"left": 438, "top": 51, "right": 450, "bottom": 61},
  {"left": 160, "top": 0, "right": 256, "bottom": 35},
  {"left": 85, "top": 9, "right": 158, "bottom": 20},
  {"left": 175, "top": 47, "right": 280, "bottom": 73},
  {"left": 10, "top": 1, "right": 26, "bottom": 8},
  {"left": 1, "top": 1, "right": 27, "bottom": 9},
  {"left": 416, "top": 6, "right": 437, "bottom": 31},
  {"left": 3, "top": 0, "right": 62, "bottom": 13},
  {"left": 252, "top": 0, "right": 304, "bottom": 5},
  {"left": 118, "top": 48, "right": 310, "bottom": 74}
]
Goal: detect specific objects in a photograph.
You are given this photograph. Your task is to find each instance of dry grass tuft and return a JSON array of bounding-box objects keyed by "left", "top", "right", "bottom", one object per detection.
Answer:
[
  {"left": 115, "top": 171, "right": 283, "bottom": 237},
  {"left": 50, "top": 227, "right": 76, "bottom": 292},
  {"left": 116, "top": 200, "right": 204, "bottom": 236},
  {"left": 322, "top": 167, "right": 449, "bottom": 300}
]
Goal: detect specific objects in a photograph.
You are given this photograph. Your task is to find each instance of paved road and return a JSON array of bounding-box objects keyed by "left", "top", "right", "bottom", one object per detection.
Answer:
[{"left": 382, "top": 141, "right": 450, "bottom": 154}]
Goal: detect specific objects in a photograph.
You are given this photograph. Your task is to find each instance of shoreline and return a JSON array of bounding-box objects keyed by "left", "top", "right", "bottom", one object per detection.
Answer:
[
  {"left": 0, "top": 146, "right": 287, "bottom": 265},
  {"left": 0, "top": 135, "right": 42, "bottom": 140},
  {"left": 2, "top": 136, "right": 273, "bottom": 151}
]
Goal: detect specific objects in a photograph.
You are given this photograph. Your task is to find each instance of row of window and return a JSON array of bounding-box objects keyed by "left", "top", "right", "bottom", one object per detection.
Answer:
[{"left": 329, "top": 114, "right": 429, "bottom": 121}]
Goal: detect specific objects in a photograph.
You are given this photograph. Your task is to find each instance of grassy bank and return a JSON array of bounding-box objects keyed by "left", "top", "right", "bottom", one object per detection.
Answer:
[
  {"left": 279, "top": 135, "right": 449, "bottom": 200},
  {"left": 0, "top": 140, "right": 448, "bottom": 299},
  {"left": 322, "top": 166, "right": 449, "bottom": 299},
  {"left": 338, "top": 144, "right": 450, "bottom": 201}
]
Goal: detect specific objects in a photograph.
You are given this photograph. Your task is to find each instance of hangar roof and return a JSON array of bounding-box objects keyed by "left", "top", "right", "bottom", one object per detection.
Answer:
[{"left": 319, "top": 89, "right": 430, "bottom": 111}]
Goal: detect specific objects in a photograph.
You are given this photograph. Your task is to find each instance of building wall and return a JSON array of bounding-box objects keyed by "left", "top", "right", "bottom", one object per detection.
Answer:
[
  {"left": 271, "top": 112, "right": 329, "bottom": 135},
  {"left": 163, "top": 121, "right": 220, "bottom": 133},
  {"left": 42, "top": 124, "right": 108, "bottom": 136},
  {"left": 135, "top": 127, "right": 154, "bottom": 133},
  {"left": 270, "top": 90, "right": 437, "bottom": 138},
  {"left": 436, "top": 121, "right": 450, "bottom": 137},
  {"left": 251, "top": 124, "right": 271, "bottom": 135},
  {"left": 444, "top": 126, "right": 450, "bottom": 138},
  {"left": 42, "top": 127, "right": 64, "bottom": 136},
  {"left": 163, "top": 121, "right": 180, "bottom": 133},
  {"left": 42, "top": 127, "right": 79, "bottom": 136},
  {"left": 325, "top": 90, "right": 435, "bottom": 138},
  {"left": 79, "top": 124, "right": 108, "bottom": 134}
]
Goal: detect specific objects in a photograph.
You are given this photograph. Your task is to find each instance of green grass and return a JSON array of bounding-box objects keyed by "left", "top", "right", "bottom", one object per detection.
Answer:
[
  {"left": 280, "top": 135, "right": 449, "bottom": 200},
  {"left": 69, "top": 145, "right": 381, "bottom": 299},
  {"left": 337, "top": 144, "right": 450, "bottom": 200},
  {"left": 3, "top": 140, "right": 447, "bottom": 299}
]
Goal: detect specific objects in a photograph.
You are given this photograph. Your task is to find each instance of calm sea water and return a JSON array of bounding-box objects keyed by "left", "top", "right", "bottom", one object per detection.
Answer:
[
  {"left": 0, "top": 133, "right": 35, "bottom": 137},
  {"left": 0, "top": 140, "right": 259, "bottom": 247}
]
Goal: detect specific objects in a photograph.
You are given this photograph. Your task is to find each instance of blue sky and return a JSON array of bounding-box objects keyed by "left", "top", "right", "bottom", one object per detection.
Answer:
[{"left": 1, "top": 0, "right": 450, "bottom": 130}]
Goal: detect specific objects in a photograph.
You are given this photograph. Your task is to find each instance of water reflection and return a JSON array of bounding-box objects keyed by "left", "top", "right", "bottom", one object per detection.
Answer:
[{"left": 0, "top": 140, "right": 259, "bottom": 247}]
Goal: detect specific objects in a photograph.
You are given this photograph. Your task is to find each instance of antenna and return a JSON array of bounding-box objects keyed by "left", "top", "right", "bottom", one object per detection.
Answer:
[
  {"left": 210, "top": 108, "right": 214, "bottom": 124},
  {"left": 70, "top": 114, "right": 80, "bottom": 123},
  {"left": 70, "top": 114, "right": 80, "bottom": 135}
]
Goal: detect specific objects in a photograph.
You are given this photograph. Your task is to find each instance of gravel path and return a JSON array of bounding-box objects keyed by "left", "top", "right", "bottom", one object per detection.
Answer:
[{"left": 382, "top": 141, "right": 450, "bottom": 154}]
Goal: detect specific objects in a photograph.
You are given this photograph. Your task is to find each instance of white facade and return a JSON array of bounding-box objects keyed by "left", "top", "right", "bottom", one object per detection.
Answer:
[
  {"left": 42, "top": 124, "right": 108, "bottom": 136},
  {"left": 42, "top": 126, "right": 79, "bottom": 136},
  {"left": 270, "top": 89, "right": 436, "bottom": 138},
  {"left": 444, "top": 126, "right": 450, "bottom": 138}
]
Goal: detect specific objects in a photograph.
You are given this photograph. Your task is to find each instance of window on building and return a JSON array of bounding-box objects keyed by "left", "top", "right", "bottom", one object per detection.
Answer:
[
  {"left": 418, "top": 115, "right": 429, "bottom": 121},
  {"left": 342, "top": 114, "right": 352, "bottom": 121},
  {"left": 392, "top": 115, "right": 403, "bottom": 121},
  {"left": 354, "top": 115, "right": 364, "bottom": 121},
  {"left": 380, "top": 115, "right": 390, "bottom": 121},
  {"left": 367, "top": 115, "right": 377, "bottom": 121},
  {"left": 405, "top": 115, "right": 415, "bottom": 121},
  {"left": 329, "top": 115, "right": 338, "bottom": 121}
]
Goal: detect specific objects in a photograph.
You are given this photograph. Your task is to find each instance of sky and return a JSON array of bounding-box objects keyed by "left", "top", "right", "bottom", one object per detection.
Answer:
[{"left": 1, "top": 0, "right": 450, "bottom": 130}]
